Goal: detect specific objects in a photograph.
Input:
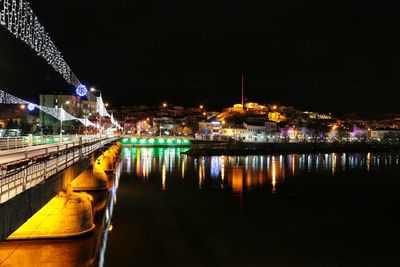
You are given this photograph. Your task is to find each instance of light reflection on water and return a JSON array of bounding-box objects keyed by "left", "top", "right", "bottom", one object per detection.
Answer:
[
  {"left": 122, "top": 148, "right": 400, "bottom": 194},
  {"left": 110, "top": 149, "right": 400, "bottom": 266}
]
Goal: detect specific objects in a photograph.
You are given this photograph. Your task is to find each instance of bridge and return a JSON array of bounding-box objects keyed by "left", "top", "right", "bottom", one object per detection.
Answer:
[
  {"left": 0, "top": 135, "right": 119, "bottom": 241},
  {"left": 121, "top": 136, "right": 192, "bottom": 146},
  {"left": 0, "top": 0, "right": 125, "bottom": 244},
  {"left": 0, "top": 135, "right": 101, "bottom": 164}
]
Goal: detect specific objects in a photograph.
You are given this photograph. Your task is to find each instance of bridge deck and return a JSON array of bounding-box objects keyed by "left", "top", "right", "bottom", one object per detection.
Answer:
[{"left": 0, "top": 141, "right": 81, "bottom": 164}]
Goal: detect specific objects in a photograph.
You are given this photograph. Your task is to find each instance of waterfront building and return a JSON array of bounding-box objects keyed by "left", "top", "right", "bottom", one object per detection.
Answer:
[
  {"left": 153, "top": 117, "right": 180, "bottom": 135},
  {"left": 370, "top": 129, "right": 400, "bottom": 141},
  {"left": 198, "top": 118, "right": 222, "bottom": 139},
  {"left": 220, "top": 125, "right": 247, "bottom": 140},
  {"left": 243, "top": 122, "right": 268, "bottom": 142},
  {"left": 39, "top": 94, "right": 96, "bottom": 134},
  {"left": 220, "top": 121, "right": 278, "bottom": 142}
]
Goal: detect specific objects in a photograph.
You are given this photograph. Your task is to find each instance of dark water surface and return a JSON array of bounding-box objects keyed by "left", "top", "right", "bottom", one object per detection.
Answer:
[
  {"left": 104, "top": 148, "right": 400, "bottom": 267},
  {"left": 2, "top": 149, "right": 400, "bottom": 266}
]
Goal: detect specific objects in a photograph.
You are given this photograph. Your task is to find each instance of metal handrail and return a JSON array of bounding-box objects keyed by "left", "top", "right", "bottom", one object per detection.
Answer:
[
  {"left": 0, "top": 137, "right": 26, "bottom": 150},
  {"left": 0, "top": 136, "right": 118, "bottom": 204},
  {"left": 0, "top": 134, "right": 103, "bottom": 150}
]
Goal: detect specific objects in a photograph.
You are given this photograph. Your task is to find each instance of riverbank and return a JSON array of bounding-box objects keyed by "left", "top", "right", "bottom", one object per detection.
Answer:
[{"left": 184, "top": 141, "right": 400, "bottom": 156}]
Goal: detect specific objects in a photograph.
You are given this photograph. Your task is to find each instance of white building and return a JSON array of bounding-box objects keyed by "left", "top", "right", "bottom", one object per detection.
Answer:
[
  {"left": 370, "top": 129, "right": 400, "bottom": 141},
  {"left": 243, "top": 122, "right": 267, "bottom": 142},
  {"left": 221, "top": 121, "right": 278, "bottom": 142},
  {"left": 221, "top": 126, "right": 247, "bottom": 141}
]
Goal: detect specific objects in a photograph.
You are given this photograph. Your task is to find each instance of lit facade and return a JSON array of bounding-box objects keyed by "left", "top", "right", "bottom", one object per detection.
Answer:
[
  {"left": 39, "top": 94, "right": 96, "bottom": 133},
  {"left": 268, "top": 112, "right": 286, "bottom": 123},
  {"left": 370, "top": 130, "right": 400, "bottom": 140},
  {"left": 221, "top": 122, "right": 278, "bottom": 142}
]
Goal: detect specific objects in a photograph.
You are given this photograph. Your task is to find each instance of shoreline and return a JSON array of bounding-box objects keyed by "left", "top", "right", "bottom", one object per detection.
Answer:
[{"left": 183, "top": 142, "right": 400, "bottom": 156}]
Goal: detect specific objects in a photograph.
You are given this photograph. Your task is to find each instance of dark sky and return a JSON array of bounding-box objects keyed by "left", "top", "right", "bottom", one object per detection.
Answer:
[{"left": 0, "top": 0, "right": 399, "bottom": 115}]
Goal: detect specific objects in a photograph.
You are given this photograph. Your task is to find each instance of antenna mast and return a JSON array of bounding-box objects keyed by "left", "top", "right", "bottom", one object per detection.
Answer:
[{"left": 241, "top": 70, "right": 244, "bottom": 106}]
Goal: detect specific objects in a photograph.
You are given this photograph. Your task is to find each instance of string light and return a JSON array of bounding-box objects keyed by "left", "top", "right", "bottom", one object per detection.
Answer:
[
  {"left": 0, "top": 0, "right": 82, "bottom": 89},
  {"left": 96, "top": 96, "right": 111, "bottom": 117},
  {"left": 87, "top": 91, "right": 122, "bottom": 129},
  {"left": 1, "top": 89, "right": 122, "bottom": 129},
  {"left": 0, "top": 0, "right": 122, "bottom": 130},
  {"left": 27, "top": 102, "right": 35, "bottom": 111},
  {"left": 0, "top": 89, "right": 27, "bottom": 104},
  {"left": 75, "top": 85, "right": 88, "bottom": 97},
  {"left": 0, "top": 89, "right": 122, "bottom": 129},
  {"left": 0, "top": 89, "right": 97, "bottom": 127}
]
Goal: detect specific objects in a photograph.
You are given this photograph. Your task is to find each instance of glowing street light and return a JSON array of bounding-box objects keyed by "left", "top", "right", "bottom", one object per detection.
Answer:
[
  {"left": 199, "top": 105, "right": 204, "bottom": 109},
  {"left": 19, "top": 104, "right": 26, "bottom": 110},
  {"left": 162, "top": 102, "right": 167, "bottom": 108}
]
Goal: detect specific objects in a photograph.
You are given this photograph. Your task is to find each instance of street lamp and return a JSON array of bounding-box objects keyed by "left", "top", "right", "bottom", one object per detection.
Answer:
[
  {"left": 83, "top": 115, "right": 89, "bottom": 135},
  {"left": 90, "top": 87, "right": 103, "bottom": 136},
  {"left": 60, "top": 100, "right": 70, "bottom": 137}
]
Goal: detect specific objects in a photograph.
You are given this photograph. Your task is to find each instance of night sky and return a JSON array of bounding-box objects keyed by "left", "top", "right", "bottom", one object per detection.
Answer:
[{"left": 0, "top": 0, "right": 399, "bottom": 115}]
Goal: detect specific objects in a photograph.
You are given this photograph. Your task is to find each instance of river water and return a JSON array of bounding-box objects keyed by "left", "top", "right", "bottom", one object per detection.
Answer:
[
  {"left": 104, "top": 148, "right": 400, "bottom": 267},
  {"left": 2, "top": 148, "right": 400, "bottom": 266}
]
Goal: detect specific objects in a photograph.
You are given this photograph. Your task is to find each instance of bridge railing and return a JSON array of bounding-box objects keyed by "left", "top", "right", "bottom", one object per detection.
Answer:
[
  {"left": 0, "top": 137, "right": 27, "bottom": 150},
  {"left": 0, "top": 136, "right": 118, "bottom": 204},
  {"left": 0, "top": 134, "right": 103, "bottom": 151}
]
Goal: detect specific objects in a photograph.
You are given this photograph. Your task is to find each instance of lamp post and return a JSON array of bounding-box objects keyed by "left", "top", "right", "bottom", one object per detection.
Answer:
[
  {"left": 90, "top": 87, "right": 103, "bottom": 137},
  {"left": 59, "top": 100, "right": 70, "bottom": 139},
  {"left": 83, "top": 115, "right": 89, "bottom": 136}
]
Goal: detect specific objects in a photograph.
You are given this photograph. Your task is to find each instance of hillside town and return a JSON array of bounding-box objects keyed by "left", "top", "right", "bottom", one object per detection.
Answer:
[
  {"left": 116, "top": 102, "right": 400, "bottom": 143},
  {"left": 2, "top": 93, "right": 399, "bottom": 143}
]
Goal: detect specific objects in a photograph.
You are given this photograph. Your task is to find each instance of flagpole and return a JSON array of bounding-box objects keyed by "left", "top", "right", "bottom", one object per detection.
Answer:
[{"left": 241, "top": 70, "right": 244, "bottom": 107}]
